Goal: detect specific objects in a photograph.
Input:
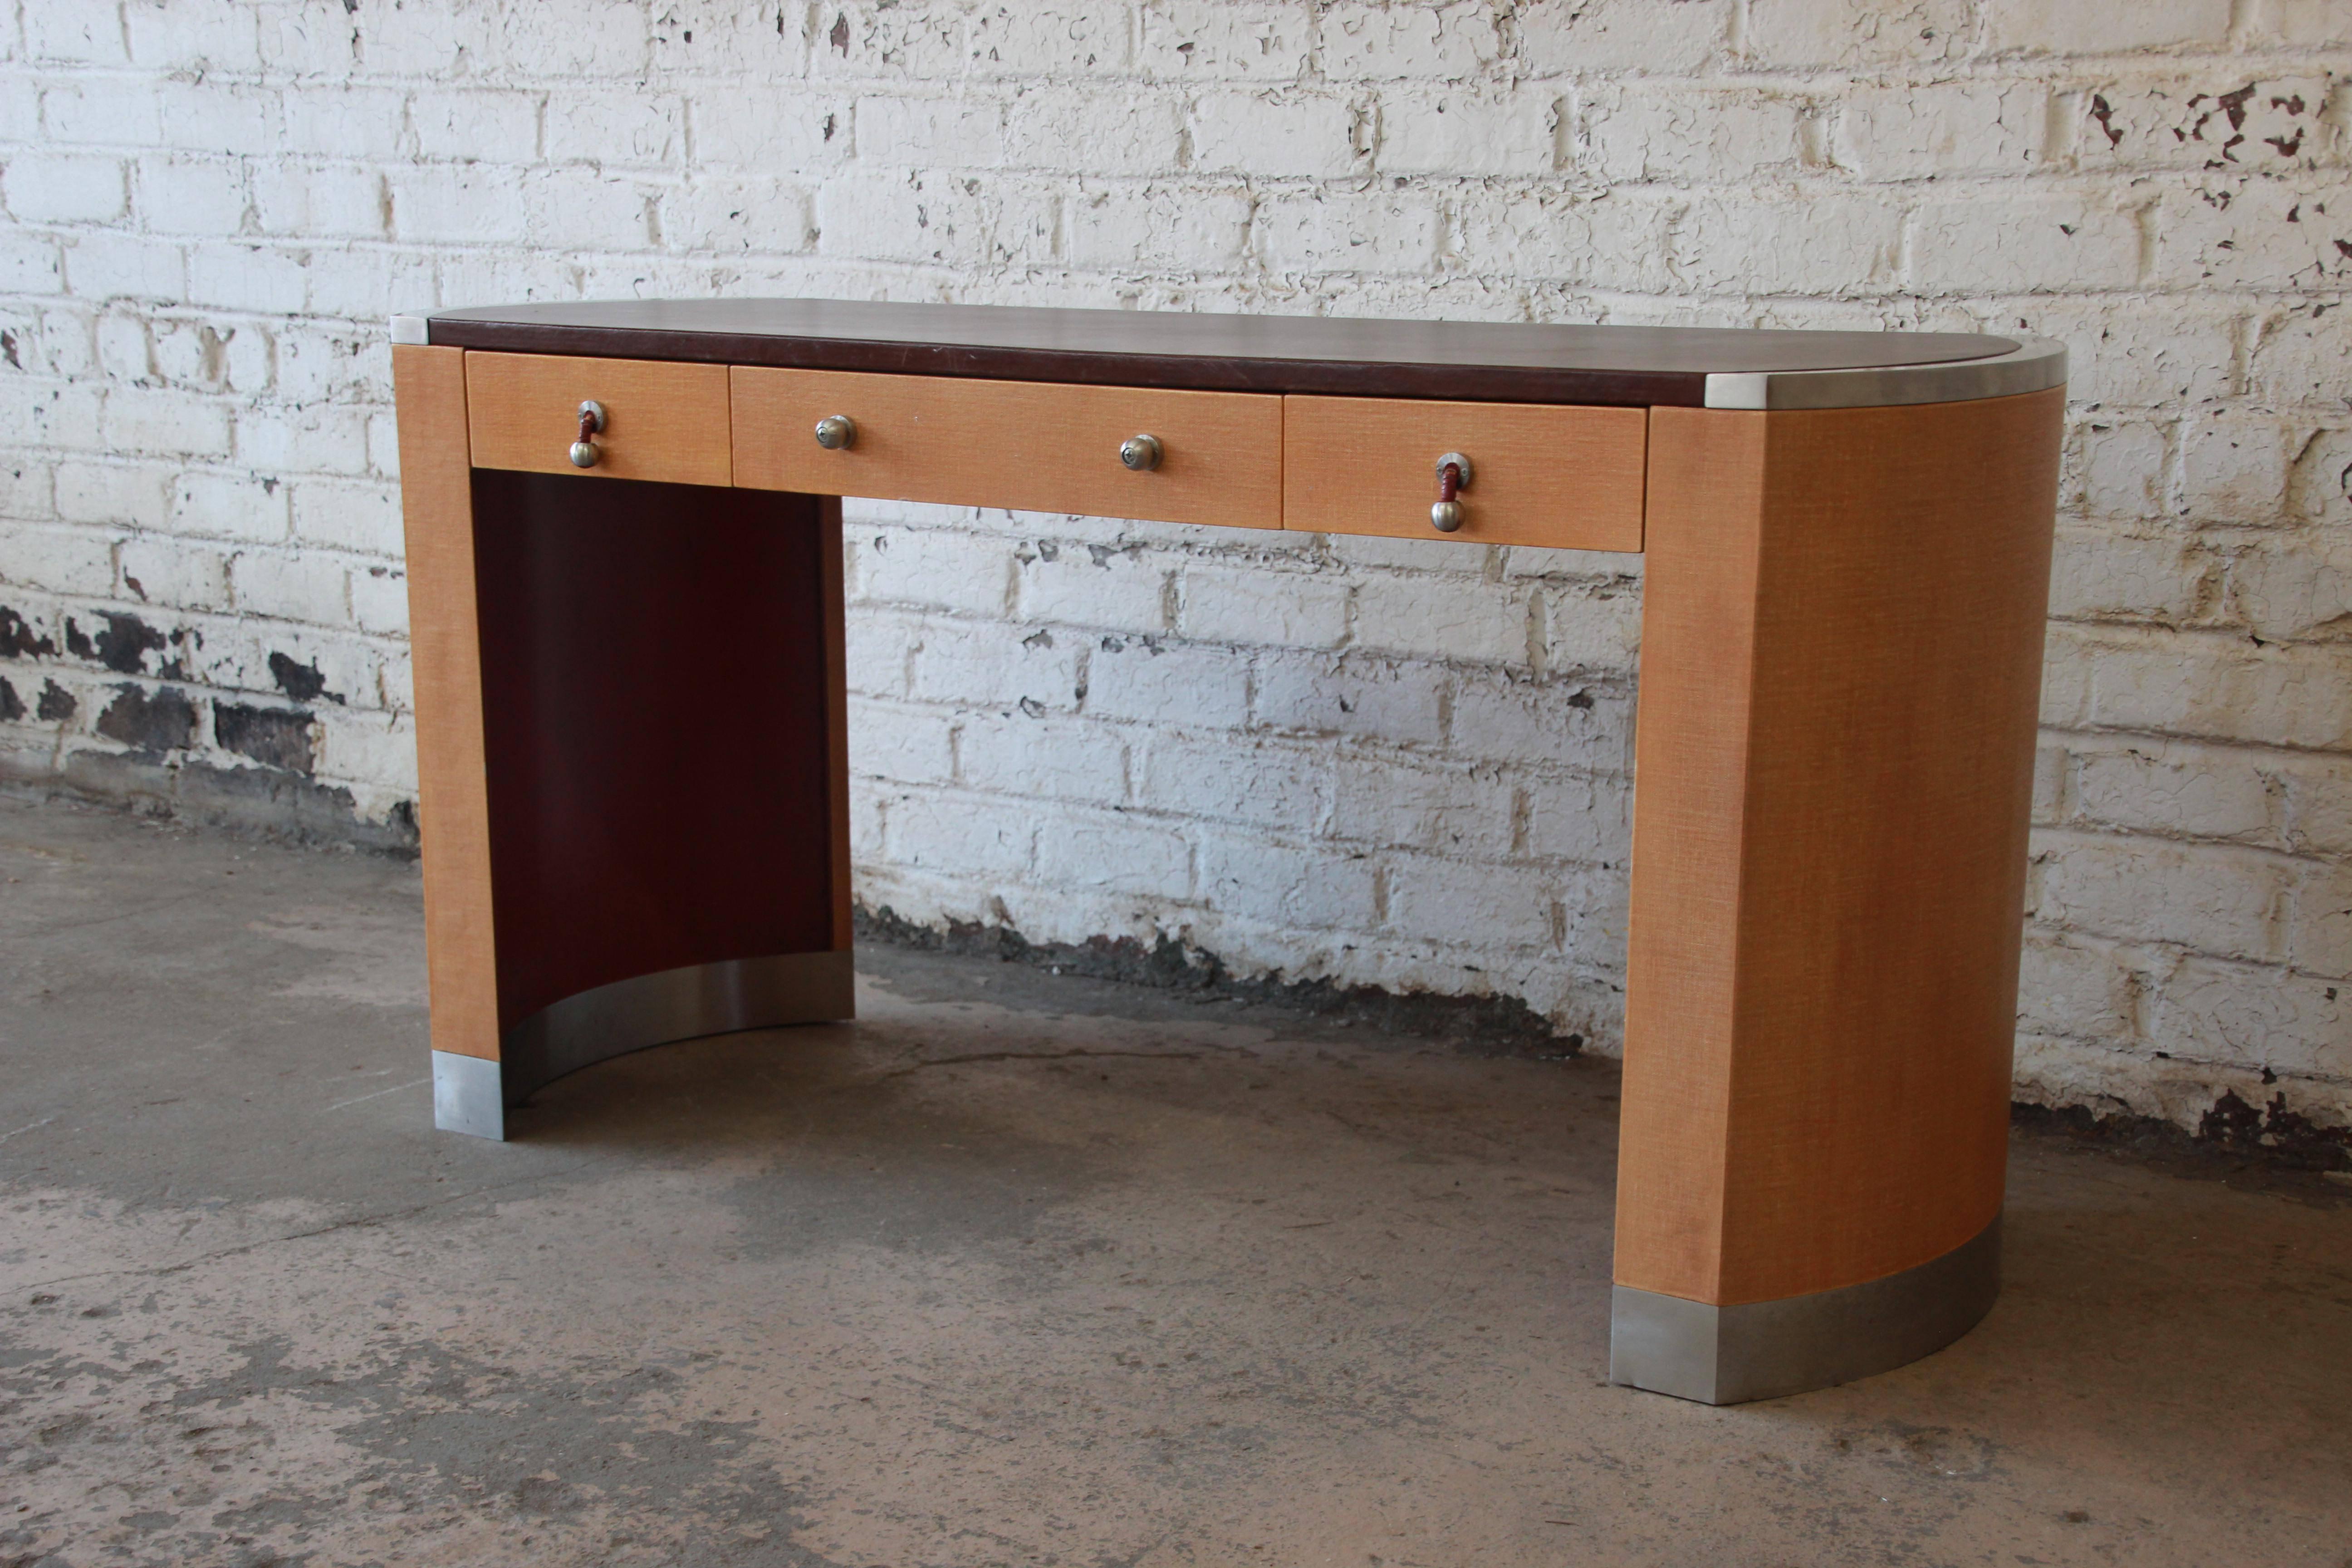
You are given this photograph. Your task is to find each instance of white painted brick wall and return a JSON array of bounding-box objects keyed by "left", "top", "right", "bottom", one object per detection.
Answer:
[{"left": 1, "top": 0, "right": 2347, "bottom": 1136}]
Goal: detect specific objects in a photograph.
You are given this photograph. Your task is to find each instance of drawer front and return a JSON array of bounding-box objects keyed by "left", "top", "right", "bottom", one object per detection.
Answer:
[
  {"left": 732, "top": 368, "right": 1283, "bottom": 530},
  {"left": 466, "top": 352, "right": 732, "bottom": 486},
  {"left": 1283, "top": 396, "right": 1646, "bottom": 553}
]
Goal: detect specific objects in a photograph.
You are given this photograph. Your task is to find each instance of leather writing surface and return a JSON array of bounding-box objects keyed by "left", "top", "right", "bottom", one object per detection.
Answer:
[{"left": 430, "top": 298, "right": 2016, "bottom": 408}]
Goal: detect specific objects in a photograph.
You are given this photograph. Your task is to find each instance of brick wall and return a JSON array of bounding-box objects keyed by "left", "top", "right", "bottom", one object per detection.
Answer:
[{"left": 1, "top": 0, "right": 2346, "bottom": 1134}]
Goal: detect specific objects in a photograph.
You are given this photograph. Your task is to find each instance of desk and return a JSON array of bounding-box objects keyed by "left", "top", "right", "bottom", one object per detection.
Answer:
[{"left": 388, "top": 300, "right": 2064, "bottom": 1405}]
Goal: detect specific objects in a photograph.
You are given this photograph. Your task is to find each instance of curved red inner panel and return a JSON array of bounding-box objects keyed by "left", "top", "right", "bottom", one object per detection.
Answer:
[{"left": 470, "top": 470, "right": 839, "bottom": 1033}]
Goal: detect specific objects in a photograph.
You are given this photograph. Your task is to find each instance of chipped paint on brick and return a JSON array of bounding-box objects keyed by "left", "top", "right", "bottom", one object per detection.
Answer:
[
  {"left": 0, "top": 606, "right": 57, "bottom": 661},
  {"left": 89, "top": 612, "right": 169, "bottom": 676},
  {"left": 267, "top": 651, "right": 338, "bottom": 705}
]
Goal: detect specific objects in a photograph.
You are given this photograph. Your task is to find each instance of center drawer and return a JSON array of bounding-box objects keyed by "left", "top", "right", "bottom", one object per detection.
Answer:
[{"left": 731, "top": 368, "right": 1283, "bottom": 530}]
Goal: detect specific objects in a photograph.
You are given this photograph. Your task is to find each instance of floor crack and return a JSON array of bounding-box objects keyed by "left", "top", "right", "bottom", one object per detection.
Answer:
[
  {"left": 874, "top": 1047, "right": 1207, "bottom": 1080},
  {"left": 8, "top": 1157, "right": 607, "bottom": 1297}
]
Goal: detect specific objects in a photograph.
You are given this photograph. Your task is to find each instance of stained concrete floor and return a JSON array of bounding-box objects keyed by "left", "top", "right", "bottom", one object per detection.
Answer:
[{"left": 0, "top": 795, "right": 2347, "bottom": 1568}]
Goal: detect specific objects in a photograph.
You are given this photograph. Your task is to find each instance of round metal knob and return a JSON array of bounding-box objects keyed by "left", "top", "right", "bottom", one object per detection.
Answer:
[
  {"left": 1430, "top": 500, "right": 1463, "bottom": 532},
  {"left": 814, "top": 414, "right": 857, "bottom": 451},
  {"left": 570, "top": 400, "right": 606, "bottom": 468},
  {"left": 1119, "top": 433, "right": 1162, "bottom": 472}
]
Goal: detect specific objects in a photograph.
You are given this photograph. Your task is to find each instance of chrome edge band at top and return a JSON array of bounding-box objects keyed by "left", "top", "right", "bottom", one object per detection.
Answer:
[{"left": 1703, "top": 338, "right": 2068, "bottom": 411}]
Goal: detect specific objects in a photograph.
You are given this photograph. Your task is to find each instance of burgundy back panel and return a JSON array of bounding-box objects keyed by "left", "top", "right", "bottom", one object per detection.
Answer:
[{"left": 470, "top": 470, "right": 838, "bottom": 1033}]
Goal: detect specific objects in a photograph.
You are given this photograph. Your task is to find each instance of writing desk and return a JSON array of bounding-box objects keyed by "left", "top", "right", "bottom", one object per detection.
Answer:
[{"left": 388, "top": 300, "right": 2064, "bottom": 1405}]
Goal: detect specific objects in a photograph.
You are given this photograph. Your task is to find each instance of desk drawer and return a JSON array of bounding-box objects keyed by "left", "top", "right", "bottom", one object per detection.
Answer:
[
  {"left": 466, "top": 352, "right": 732, "bottom": 486},
  {"left": 1284, "top": 396, "right": 1646, "bottom": 552},
  {"left": 732, "top": 368, "right": 1283, "bottom": 530}
]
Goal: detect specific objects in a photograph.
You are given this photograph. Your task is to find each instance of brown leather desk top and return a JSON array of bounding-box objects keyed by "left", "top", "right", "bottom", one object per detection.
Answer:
[{"left": 423, "top": 298, "right": 2019, "bottom": 408}]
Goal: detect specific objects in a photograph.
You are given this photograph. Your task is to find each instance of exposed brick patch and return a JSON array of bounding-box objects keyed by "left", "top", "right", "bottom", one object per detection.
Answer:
[
  {"left": 0, "top": 750, "right": 418, "bottom": 858},
  {"left": 2015, "top": 1097, "right": 2352, "bottom": 1204},
  {"left": 857, "top": 902, "right": 1579, "bottom": 1060},
  {"left": 2195, "top": 1089, "right": 2352, "bottom": 1171},
  {"left": 35, "top": 681, "right": 75, "bottom": 723},
  {"left": 172, "top": 762, "right": 413, "bottom": 852},
  {"left": 214, "top": 702, "right": 316, "bottom": 774},
  {"left": 94, "top": 685, "right": 197, "bottom": 753},
  {"left": 0, "top": 677, "right": 21, "bottom": 724}
]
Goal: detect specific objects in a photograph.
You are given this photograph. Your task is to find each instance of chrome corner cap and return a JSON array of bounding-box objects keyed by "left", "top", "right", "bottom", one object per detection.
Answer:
[
  {"left": 1611, "top": 1214, "right": 2002, "bottom": 1405},
  {"left": 388, "top": 313, "right": 431, "bottom": 346},
  {"left": 432, "top": 1050, "right": 506, "bottom": 1140},
  {"left": 1704, "top": 338, "right": 2067, "bottom": 411}
]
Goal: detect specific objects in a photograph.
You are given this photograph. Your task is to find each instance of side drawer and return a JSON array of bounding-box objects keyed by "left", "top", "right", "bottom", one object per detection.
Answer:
[
  {"left": 1283, "top": 396, "right": 1646, "bottom": 553},
  {"left": 732, "top": 368, "right": 1283, "bottom": 530},
  {"left": 466, "top": 352, "right": 732, "bottom": 486}
]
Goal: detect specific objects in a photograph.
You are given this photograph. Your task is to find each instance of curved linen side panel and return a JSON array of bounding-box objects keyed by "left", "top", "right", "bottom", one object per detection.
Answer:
[{"left": 1619, "top": 388, "right": 2063, "bottom": 1313}]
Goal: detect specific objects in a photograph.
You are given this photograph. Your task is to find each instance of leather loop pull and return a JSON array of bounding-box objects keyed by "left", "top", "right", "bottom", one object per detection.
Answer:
[
  {"left": 569, "top": 400, "right": 606, "bottom": 469},
  {"left": 1430, "top": 455, "right": 1469, "bottom": 532}
]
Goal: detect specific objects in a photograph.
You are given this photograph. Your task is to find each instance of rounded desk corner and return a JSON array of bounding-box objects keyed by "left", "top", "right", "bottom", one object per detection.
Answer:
[
  {"left": 1703, "top": 339, "right": 2067, "bottom": 412},
  {"left": 1608, "top": 1214, "right": 2003, "bottom": 1406}
]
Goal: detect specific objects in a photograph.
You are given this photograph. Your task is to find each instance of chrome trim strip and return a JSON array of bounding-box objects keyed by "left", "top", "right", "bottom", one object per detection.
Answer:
[
  {"left": 430, "top": 952, "right": 857, "bottom": 1141},
  {"left": 502, "top": 949, "right": 856, "bottom": 1108},
  {"left": 389, "top": 313, "right": 430, "bottom": 346},
  {"left": 1610, "top": 1213, "right": 2002, "bottom": 1404},
  {"left": 1704, "top": 339, "right": 2066, "bottom": 411},
  {"left": 432, "top": 1050, "right": 506, "bottom": 1140}
]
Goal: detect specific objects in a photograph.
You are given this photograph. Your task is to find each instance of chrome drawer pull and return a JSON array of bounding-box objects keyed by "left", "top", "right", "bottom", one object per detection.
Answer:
[
  {"left": 1429, "top": 450, "right": 1472, "bottom": 532},
  {"left": 569, "top": 400, "right": 605, "bottom": 468},
  {"left": 814, "top": 414, "right": 857, "bottom": 450},
  {"left": 1119, "top": 432, "right": 1163, "bottom": 472}
]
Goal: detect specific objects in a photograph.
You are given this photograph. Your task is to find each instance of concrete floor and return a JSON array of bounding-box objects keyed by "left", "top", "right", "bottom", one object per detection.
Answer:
[{"left": 0, "top": 796, "right": 2346, "bottom": 1568}]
